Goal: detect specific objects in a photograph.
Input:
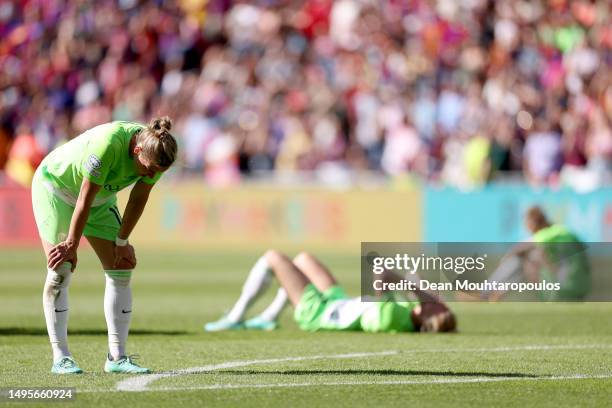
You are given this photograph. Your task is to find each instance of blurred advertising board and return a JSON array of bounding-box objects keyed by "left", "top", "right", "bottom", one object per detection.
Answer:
[
  {"left": 0, "top": 187, "right": 39, "bottom": 246},
  {"left": 121, "top": 182, "right": 422, "bottom": 252},
  {"left": 9, "top": 182, "right": 610, "bottom": 250},
  {"left": 425, "top": 185, "right": 612, "bottom": 242}
]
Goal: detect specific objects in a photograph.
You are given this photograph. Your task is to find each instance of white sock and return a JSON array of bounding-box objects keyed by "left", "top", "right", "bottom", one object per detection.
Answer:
[
  {"left": 104, "top": 270, "right": 132, "bottom": 360},
  {"left": 226, "top": 256, "right": 272, "bottom": 322},
  {"left": 42, "top": 262, "right": 72, "bottom": 362},
  {"left": 259, "top": 288, "right": 288, "bottom": 322}
]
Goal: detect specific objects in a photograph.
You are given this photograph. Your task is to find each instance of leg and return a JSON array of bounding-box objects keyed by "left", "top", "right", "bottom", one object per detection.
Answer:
[
  {"left": 242, "top": 287, "right": 289, "bottom": 330},
  {"left": 220, "top": 252, "right": 276, "bottom": 324},
  {"left": 292, "top": 252, "right": 337, "bottom": 293},
  {"left": 230, "top": 249, "right": 310, "bottom": 315},
  {"left": 483, "top": 255, "right": 524, "bottom": 301},
  {"left": 205, "top": 250, "right": 310, "bottom": 332},
  {"left": 40, "top": 240, "right": 74, "bottom": 364},
  {"left": 523, "top": 249, "right": 545, "bottom": 283},
  {"left": 247, "top": 252, "right": 326, "bottom": 326},
  {"left": 87, "top": 236, "right": 134, "bottom": 360},
  {"left": 32, "top": 177, "right": 80, "bottom": 372},
  {"left": 265, "top": 250, "right": 310, "bottom": 306},
  {"left": 257, "top": 288, "right": 289, "bottom": 322}
]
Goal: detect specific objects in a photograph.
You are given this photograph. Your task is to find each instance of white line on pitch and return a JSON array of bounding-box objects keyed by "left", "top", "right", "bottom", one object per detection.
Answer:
[
  {"left": 145, "top": 373, "right": 612, "bottom": 392},
  {"left": 81, "top": 373, "right": 612, "bottom": 394},
  {"left": 116, "top": 351, "right": 398, "bottom": 392},
  {"left": 115, "top": 344, "right": 612, "bottom": 392}
]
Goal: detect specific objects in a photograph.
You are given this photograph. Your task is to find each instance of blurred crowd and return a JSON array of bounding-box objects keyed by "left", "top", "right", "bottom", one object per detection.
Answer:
[{"left": 0, "top": 0, "right": 610, "bottom": 189}]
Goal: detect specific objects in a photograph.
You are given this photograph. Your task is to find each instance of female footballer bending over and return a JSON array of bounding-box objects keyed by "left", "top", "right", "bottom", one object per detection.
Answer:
[{"left": 32, "top": 118, "right": 177, "bottom": 374}]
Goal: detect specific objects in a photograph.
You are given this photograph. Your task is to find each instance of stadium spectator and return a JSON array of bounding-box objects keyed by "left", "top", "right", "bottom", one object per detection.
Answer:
[
  {"left": 523, "top": 119, "right": 563, "bottom": 186},
  {"left": 0, "top": 0, "right": 610, "bottom": 188}
]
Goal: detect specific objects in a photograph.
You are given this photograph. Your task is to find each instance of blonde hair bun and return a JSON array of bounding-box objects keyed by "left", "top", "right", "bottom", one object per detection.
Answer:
[
  {"left": 138, "top": 116, "right": 177, "bottom": 168},
  {"left": 149, "top": 116, "right": 172, "bottom": 133}
]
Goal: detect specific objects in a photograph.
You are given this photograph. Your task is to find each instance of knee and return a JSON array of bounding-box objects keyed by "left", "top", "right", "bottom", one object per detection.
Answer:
[
  {"left": 293, "top": 251, "right": 313, "bottom": 268},
  {"left": 113, "top": 258, "right": 136, "bottom": 270},
  {"left": 264, "top": 249, "right": 286, "bottom": 266},
  {"left": 44, "top": 262, "right": 72, "bottom": 298},
  {"left": 45, "top": 262, "right": 72, "bottom": 288},
  {"left": 525, "top": 247, "right": 545, "bottom": 263}
]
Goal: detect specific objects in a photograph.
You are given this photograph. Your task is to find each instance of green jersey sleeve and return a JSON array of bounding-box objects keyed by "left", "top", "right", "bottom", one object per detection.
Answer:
[{"left": 81, "top": 127, "right": 117, "bottom": 186}]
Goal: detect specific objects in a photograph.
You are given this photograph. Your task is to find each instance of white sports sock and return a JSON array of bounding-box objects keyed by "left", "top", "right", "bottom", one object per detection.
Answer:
[
  {"left": 42, "top": 262, "right": 72, "bottom": 362},
  {"left": 104, "top": 270, "right": 132, "bottom": 360},
  {"left": 259, "top": 288, "right": 288, "bottom": 322},
  {"left": 226, "top": 256, "right": 272, "bottom": 322}
]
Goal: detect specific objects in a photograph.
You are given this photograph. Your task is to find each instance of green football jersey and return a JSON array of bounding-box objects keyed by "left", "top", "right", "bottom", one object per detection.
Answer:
[
  {"left": 294, "top": 285, "right": 417, "bottom": 333},
  {"left": 359, "top": 300, "right": 417, "bottom": 333},
  {"left": 39, "top": 121, "right": 161, "bottom": 205},
  {"left": 532, "top": 224, "right": 590, "bottom": 300},
  {"left": 532, "top": 224, "right": 584, "bottom": 264},
  {"left": 532, "top": 224, "right": 580, "bottom": 244},
  {"left": 319, "top": 297, "right": 417, "bottom": 333}
]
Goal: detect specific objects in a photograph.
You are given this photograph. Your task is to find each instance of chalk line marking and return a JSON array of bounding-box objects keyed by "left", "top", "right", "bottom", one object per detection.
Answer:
[
  {"left": 114, "top": 344, "right": 612, "bottom": 393},
  {"left": 127, "top": 373, "right": 612, "bottom": 392},
  {"left": 81, "top": 373, "right": 612, "bottom": 394},
  {"left": 117, "top": 351, "right": 397, "bottom": 392}
]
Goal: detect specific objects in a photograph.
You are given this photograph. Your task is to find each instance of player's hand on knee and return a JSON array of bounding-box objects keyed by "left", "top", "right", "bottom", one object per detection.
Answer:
[
  {"left": 48, "top": 240, "right": 78, "bottom": 272},
  {"left": 114, "top": 258, "right": 136, "bottom": 269},
  {"left": 114, "top": 243, "right": 137, "bottom": 269}
]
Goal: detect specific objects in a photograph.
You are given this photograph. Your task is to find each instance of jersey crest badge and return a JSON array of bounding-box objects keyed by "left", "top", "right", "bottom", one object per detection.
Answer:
[{"left": 85, "top": 154, "right": 102, "bottom": 177}]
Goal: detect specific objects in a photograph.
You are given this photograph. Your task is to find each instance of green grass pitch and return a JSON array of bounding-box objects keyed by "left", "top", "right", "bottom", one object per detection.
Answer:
[{"left": 1, "top": 248, "right": 611, "bottom": 407}]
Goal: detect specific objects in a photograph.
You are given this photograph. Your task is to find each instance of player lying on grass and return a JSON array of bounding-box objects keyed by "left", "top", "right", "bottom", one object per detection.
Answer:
[
  {"left": 484, "top": 205, "right": 590, "bottom": 301},
  {"left": 32, "top": 118, "right": 177, "bottom": 374},
  {"left": 205, "top": 250, "right": 456, "bottom": 333}
]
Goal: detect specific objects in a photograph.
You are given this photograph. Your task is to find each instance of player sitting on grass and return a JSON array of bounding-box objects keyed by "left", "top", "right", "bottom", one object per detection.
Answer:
[
  {"left": 205, "top": 250, "right": 456, "bottom": 333},
  {"left": 485, "top": 205, "right": 590, "bottom": 301}
]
